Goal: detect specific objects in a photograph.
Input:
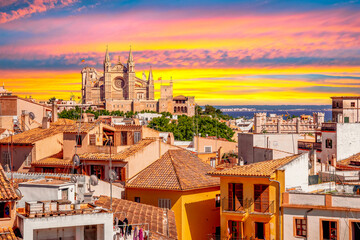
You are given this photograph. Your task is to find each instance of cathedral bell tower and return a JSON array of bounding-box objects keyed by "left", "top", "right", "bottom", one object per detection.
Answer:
[
  {"left": 127, "top": 46, "right": 136, "bottom": 100},
  {"left": 104, "top": 45, "right": 112, "bottom": 100},
  {"left": 147, "top": 66, "right": 154, "bottom": 100}
]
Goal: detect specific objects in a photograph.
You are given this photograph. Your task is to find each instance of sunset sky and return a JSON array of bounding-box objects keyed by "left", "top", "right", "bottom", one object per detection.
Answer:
[{"left": 0, "top": 0, "right": 360, "bottom": 105}]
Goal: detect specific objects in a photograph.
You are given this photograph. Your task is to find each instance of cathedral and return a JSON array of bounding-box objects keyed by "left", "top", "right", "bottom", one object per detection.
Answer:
[{"left": 81, "top": 47, "right": 195, "bottom": 116}]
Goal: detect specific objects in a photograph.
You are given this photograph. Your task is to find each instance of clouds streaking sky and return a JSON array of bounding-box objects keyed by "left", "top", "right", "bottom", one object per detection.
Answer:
[{"left": 0, "top": 0, "right": 360, "bottom": 105}]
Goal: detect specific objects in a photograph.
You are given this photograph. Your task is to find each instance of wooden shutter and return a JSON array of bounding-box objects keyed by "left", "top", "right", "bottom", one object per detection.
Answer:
[
  {"left": 228, "top": 183, "right": 233, "bottom": 210},
  {"left": 234, "top": 184, "right": 243, "bottom": 210},
  {"left": 254, "top": 184, "right": 269, "bottom": 212},
  {"left": 89, "top": 134, "right": 96, "bottom": 145}
]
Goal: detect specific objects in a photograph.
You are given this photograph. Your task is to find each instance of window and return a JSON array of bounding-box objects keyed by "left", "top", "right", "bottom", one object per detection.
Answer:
[
  {"left": 89, "top": 134, "right": 96, "bottom": 145},
  {"left": 24, "top": 153, "right": 32, "bottom": 167},
  {"left": 351, "top": 102, "right": 355, "bottom": 107},
  {"left": 210, "top": 158, "right": 216, "bottom": 168},
  {"left": 1, "top": 151, "right": 10, "bottom": 167},
  {"left": 0, "top": 202, "right": 10, "bottom": 218},
  {"left": 228, "top": 183, "right": 243, "bottom": 211},
  {"left": 294, "top": 218, "right": 307, "bottom": 237},
  {"left": 76, "top": 135, "right": 82, "bottom": 146},
  {"left": 351, "top": 221, "right": 360, "bottom": 240},
  {"left": 204, "top": 146, "right": 212, "bottom": 153},
  {"left": 321, "top": 220, "right": 338, "bottom": 240},
  {"left": 134, "top": 132, "right": 141, "bottom": 144},
  {"left": 228, "top": 221, "right": 242, "bottom": 240},
  {"left": 158, "top": 199, "right": 171, "bottom": 209},
  {"left": 135, "top": 197, "right": 140, "bottom": 203},
  {"left": 121, "top": 132, "right": 127, "bottom": 145},
  {"left": 325, "top": 139, "right": 332, "bottom": 149},
  {"left": 255, "top": 222, "right": 265, "bottom": 239},
  {"left": 344, "top": 117, "right": 349, "bottom": 123},
  {"left": 61, "top": 188, "right": 68, "bottom": 200},
  {"left": 254, "top": 184, "right": 269, "bottom": 212},
  {"left": 215, "top": 194, "right": 221, "bottom": 208}
]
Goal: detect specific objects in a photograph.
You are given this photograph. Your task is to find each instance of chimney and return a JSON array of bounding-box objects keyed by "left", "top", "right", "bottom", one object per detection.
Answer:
[
  {"left": 51, "top": 103, "right": 58, "bottom": 122},
  {"left": 21, "top": 110, "right": 29, "bottom": 131},
  {"left": 42, "top": 117, "right": 50, "bottom": 129},
  {"left": 331, "top": 154, "right": 337, "bottom": 167}
]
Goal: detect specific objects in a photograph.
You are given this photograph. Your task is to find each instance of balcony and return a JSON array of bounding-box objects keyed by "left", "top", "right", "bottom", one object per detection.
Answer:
[
  {"left": 222, "top": 197, "right": 246, "bottom": 213},
  {"left": 251, "top": 199, "right": 275, "bottom": 215},
  {"left": 222, "top": 198, "right": 275, "bottom": 215}
]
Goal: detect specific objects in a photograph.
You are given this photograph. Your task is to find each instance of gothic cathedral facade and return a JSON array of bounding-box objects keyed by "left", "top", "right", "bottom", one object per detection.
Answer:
[{"left": 81, "top": 47, "right": 195, "bottom": 116}]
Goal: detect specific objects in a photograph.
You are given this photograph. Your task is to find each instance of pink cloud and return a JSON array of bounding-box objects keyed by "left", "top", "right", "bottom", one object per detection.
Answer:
[{"left": 0, "top": 0, "right": 77, "bottom": 24}]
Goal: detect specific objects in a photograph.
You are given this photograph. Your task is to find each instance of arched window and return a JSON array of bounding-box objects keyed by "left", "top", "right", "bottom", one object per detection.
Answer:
[{"left": 174, "top": 107, "right": 177, "bottom": 113}]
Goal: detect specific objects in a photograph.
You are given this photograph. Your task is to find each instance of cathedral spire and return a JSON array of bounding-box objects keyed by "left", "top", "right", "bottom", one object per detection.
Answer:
[
  {"left": 104, "top": 45, "right": 110, "bottom": 63},
  {"left": 127, "top": 45, "right": 135, "bottom": 72},
  {"left": 127, "top": 45, "right": 134, "bottom": 63},
  {"left": 148, "top": 66, "right": 153, "bottom": 83}
]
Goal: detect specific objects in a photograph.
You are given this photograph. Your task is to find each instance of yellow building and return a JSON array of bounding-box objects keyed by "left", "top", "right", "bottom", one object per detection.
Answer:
[
  {"left": 208, "top": 155, "right": 302, "bottom": 240},
  {"left": 126, "top": 149, "right": 220, "bottom": 240}
]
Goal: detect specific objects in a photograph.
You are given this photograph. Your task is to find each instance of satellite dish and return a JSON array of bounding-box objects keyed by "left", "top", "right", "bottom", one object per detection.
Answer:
[
  {"left": 29, "top": 112, "right": 35, "bottom": 120},
  {"left": 90, "top": 175, "right": 99, "bottom": 186},
  {"left": 109, "top": 170, "right": 117, "bottom": 182},
  {"left": 15, "top": 188, "right": 22, "bottom": 199},
  {"left": 72, "top": 154, "right": 80, "bottom": 166},
  {"left": 71, "top": 175, "right": 77, "bottom": 183}
]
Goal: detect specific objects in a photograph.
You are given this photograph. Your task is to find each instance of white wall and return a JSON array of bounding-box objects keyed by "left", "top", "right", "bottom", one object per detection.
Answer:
[
  {"left": 18, "top": 183, "right": 75, "bottom": 207},
  {"left": 19, "top": 212, "right": 113, "bottom": 240},
  {"left": 279, "top": 153, "right": 309, "bottom": 190},
  {"left": 283, "top": 207, "right": 360, "bottom": 240},
  {"left": 238, "top": 133, "right": 303, "bottom": 164},
  {"left": 337, "top": 123, "right": 360, "bottom": 161}
]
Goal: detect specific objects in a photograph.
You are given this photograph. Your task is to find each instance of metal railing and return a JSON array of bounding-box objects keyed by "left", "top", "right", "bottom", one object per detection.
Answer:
[
  {"left": 222, "top": 198, "right": 275, "bottom": 214},
  {"left": 252, "top": 199, "right": 275, "bottom": 214},
  {"left": 207, "top": 234, "right": 247, "bottom": 240}
]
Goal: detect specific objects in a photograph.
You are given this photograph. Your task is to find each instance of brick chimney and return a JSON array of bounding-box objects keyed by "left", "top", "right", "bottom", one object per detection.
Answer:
[
  {"left": 51, "top": 103, "right": 58, "bottom": 122},
  {"left": 42, "top": 117, "right": 50, "bottom": 129}
]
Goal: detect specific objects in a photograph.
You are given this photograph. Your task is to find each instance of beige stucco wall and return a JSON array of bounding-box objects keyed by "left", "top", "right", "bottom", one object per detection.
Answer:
[
  {"left": 193, "top": 136, "right": 237, "bottom": 154},
  {"left": 34, "top": 133, "right": 63, "bottom": 162}
]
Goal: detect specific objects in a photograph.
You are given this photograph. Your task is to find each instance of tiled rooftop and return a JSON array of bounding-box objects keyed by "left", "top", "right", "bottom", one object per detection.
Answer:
[
  {"left": 31, "top": 158, "right": 72, "bottom": 167},
  {"left": 0, "top": 227, "right": 22, "bottom": 240},
  {"left": 0, "top": 165, "right": 19, "bottom": 201},
  {"left": 0, "top": 119, "right": 99, "bottom": 145},
  {"left": 208, "top": 154, "right": 300, "bottom": 177},
  {"left": 96, "top": 196, "right": 177, "bottom": 240},
  {"left": 337, "top": 152, "right": 360, "bottom": 167},
  {"left": 126, "top": 149, "right": 219, "bottom": 191},
  {"left": 79, "top": 139, "right": 156, "bottom": 161}
]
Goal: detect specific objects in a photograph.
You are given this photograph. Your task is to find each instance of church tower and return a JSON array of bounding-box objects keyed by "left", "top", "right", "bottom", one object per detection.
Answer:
[
  {"left": 127, "top": 46, "right": 135, "bottom": 100},
  {"left": 104, "top": 46, "right": 112, "bottom": 100},
  {"left": 147, "top": 66, "right": 154, "bottom": 100}
]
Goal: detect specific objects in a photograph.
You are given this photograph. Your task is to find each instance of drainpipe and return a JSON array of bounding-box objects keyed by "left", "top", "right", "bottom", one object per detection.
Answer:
[
  {"left": 269, "top": 178, "right": 281, "bottom": 240},
  {"left": 305, "top": 208, "right": 313, "bottom": 240}
]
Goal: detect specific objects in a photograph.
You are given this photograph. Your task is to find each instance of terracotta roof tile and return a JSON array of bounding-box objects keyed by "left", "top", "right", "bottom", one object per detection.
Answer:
[
  {"left": 0, "top": 227, "right": 22, "bottom": 240},
  {"left": 79, "top": 139, "right": 156, "bottom": 161},
  {"left": 126, "top": 149, "right": 219, "bottom": 191},
  {"left": 0, "top": 165, "right": 18, "bottom": 200},
  {"left": 31, "top": 158, "right": 72, "bottom": 167},
  {"left": 95, "top": 196, "right": 177, "bottom": 240},
  {"left": 0, "top": 120, "right": 101, "bottom": 145},
  {"left": 337, "top": 152, "right": 360, "bottom": 167},
  {"left": 208, "top": 154, "right": 301, "bottom": 177}
]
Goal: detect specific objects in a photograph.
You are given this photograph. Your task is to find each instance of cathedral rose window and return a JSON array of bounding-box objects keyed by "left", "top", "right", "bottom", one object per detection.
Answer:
[{"left": 114, "top": 78, "right": 125, "bottom": 89}]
